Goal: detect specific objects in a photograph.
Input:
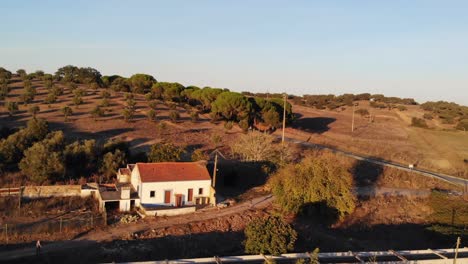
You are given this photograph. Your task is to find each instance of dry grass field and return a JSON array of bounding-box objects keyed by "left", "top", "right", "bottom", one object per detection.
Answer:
[{"left": 282, "top": 102, "right": 468, "bottom": 178}]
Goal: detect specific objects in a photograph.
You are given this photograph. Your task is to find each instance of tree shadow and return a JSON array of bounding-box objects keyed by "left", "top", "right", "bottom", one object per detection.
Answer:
[
  {"left": 351, "top": 160, "right": 384, "bottom": 201},
  {"left": 291, "top": 117, "right": 336, "bottom": 133},
  {"left": 207, "top": 160, "right": 272, "bottom": 198}
]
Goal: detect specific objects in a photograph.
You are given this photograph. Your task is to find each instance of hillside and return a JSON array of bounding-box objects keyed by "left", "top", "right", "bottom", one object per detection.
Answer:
[{"left": 284, "top": 101, "right": 468, "bottom": 177}]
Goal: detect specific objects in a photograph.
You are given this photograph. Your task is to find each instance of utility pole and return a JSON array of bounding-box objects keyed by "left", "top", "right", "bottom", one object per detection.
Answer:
[
  {"left": 212, "top": 152, "right": 218, "bottom": 188},
  {"left": 351, "top": 103, "right": 356, "bottom": 132},
  {"left": 282, "top": 93, "right": 287, "bottom": 146},
  {"left": 454, "top": 236, "right": 461, "bottom": 264}
]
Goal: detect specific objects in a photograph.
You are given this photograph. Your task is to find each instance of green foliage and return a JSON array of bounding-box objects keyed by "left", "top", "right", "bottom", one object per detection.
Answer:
[
  {"left": 0, "top": 67, "right": 12, "bottom": 80},
  {"left": 101, "top": 75, "right": 123, "bottom": 88},
  {"left": 411, "top": 117, "right": 428, "bottom": 128},
  {"left": 100, "top": 89, "right": 111, "bottom": 99},
  {"left": 62, "top": 106, "right": 73, "bottom": 121},
  {"left": 109, "top": 77, "right": 130, "bottom": 92},
  {"left": 269, "top": 152, "right": 355, "bottom": 222},
  {"left": 148, "top": 142, "right": 184, "bottom": 162},
  {"left": 100, "top": 98, "right": 110, "bottom": 107},
  {"left": 45, "top": 92, "right": 57, "bottom": 104},
  {"left": 28, "top": 105, "right": 40, "bottom": 117},
  {"left": 190, "top": 87, "right": 224, "bottom": 111},
  {"left": 169, "top": 110, "right": 180, "bottom": 122},
  {"left": 190, "top": 111, "right": 199, "bottom": 122},
  {"left": 64, "top": 139, "right": 97, "bottom": 179},
  {"left": 238, "top": 118, "right": 250, "bottom": 131},
  {"left": 147, "top": 109, "right": 157, "bottom": 122},
  {"left": 244, "top": 216, "right": 297, "bottom": 255},
  {"left": 55, "top": 65, "right": 102, "bottom": 84},
  {"left": 211, "top": 92, "right": 252, "bottom": 121},
  {"left": 224, "top": 121, "right": 234, "bottom": 130},
  {"left": 0, "top": 118, "right": 49, "bottom": 166},
  {"left": 5, "top": 101, "right": 18, "bottom": 116},
  {"left": 16, "top": 69, "right": 27, "bottom": 79},
  {"left": 421, "top": 101, "right": 468, "bottom": 126},
  {"left": 262, "top": 108, "right": 281, "bottom": 127},
  {"left": 128, "top": 73, "right": 156, "bottom": 94},
  {"left": 19, "top": 131, "right": 65, "bottom": 183},
  {"left": 148, "top": 100, "right": 158, "bottom": 110},
  {"left": 99, "top": 149, "right": 127, "bottom": 180},
  {"left": 122, "top": 108, "right": 134, "bottom": 122},
  {"left": 191, "top": 149, "right": 208, "bottom": 161},
  {"left": 90, "top": 105, "right": 105, "bottom": 120}
]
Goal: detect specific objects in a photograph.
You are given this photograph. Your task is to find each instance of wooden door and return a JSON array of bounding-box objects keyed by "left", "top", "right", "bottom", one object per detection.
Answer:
[
  {"left": 187, "top": 188, "right": 193, "bottom": 202},
  {"left": 164, "top": 190, "right": 171, "bottom": 204},
  {"left": 175, "top": 195, "right": 183, "bottom": 207}
]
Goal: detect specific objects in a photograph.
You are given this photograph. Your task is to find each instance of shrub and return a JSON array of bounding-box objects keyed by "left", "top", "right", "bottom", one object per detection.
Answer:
[
  {"left": 190, "top": 111, "right": 199, "bottom": 122},
  {"left": 397, "top": 105, "right": 407, "bottom": 111},
  {"left": 244, "top": 216, "right": 297, "bottom": 255},
  {"left": 191, "top": 149, "right": 208, "bottom": 161},
  {"left": 269, "top": 152, "right": 355, "bottom": 223},
  {"left": 148, "top": 142, "right": 184, "bottom": 162},
  {"left": 169, "top": 110, "right": 180, "bottom": 122},
  {"left": 147, "top": 109, "right": 156, "bottom": 122},
  {"left": 224, "top": 121, "right": 234, "bottom": 130},
  {"left": 355, "top": 108, "right": 369, "bottom": 116},
  {"left": 423, "top": 113, "right": 433, "bottom": 120},
  {"left": 411, "top": 117, "right": 428, "bottom": 128}
]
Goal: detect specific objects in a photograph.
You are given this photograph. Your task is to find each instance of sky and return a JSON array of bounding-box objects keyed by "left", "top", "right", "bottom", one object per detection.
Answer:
[{"left": 1, "top": 0, "right": 467, "bottom": 105}]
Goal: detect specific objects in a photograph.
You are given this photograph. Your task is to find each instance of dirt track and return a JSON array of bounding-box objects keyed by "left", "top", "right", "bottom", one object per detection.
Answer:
[{"left": 0, "top": 195, "right": 273, "bottom": 262}]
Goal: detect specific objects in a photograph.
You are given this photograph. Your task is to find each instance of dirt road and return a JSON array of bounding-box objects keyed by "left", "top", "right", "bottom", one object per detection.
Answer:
[{"left": 0, "top": 195, "right": 274, "bottom": 262}]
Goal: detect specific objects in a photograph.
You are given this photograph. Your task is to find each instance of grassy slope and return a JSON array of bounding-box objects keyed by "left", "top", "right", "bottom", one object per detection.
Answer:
[{"left": 283, "top": 102, "right": 468, "bottom": 177}]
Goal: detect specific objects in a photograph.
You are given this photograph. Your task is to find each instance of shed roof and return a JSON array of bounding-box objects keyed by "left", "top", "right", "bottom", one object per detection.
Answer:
[{"left": 136, "top": 162, "right": 211, "bottom": 183}]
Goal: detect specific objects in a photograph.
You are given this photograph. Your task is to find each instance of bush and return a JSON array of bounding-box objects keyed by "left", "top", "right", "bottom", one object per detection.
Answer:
[
  {"left": 397, "top": 105, "right": 407, "bottom": 111},
  {"left": 169, "top": 110, "right": 180, "bottom": 122},
  {"left": 411, "top": 117, "right": 428, "bottom": 128},
  {"left": 190, "top": 111, "right": 199, "bottom": 122},
  {"left": 423, "top": 113, "right": 433, "bottom": 120},
  {"left": 148, "top": 142, "right": 184, "bottom": 162},
  {"left": 224, "top": 121, "right": 234, "bottom": 130},
  {"left": 191, "top": 149, "right": 208, "bottom": 161},
  {"left": 244, "top": 216, "right": 297, "bottom": 255},
  {"left": 456, "top": 119, "right": 468, "bottom": 131},
  {"left": 147, "top": 109, "right": 156, "bottom": 122},
  {"left": 355, "top": 108, "right": 369, "bottom": 116},
  {"left": 269, "top": 152, "right": 355, "bottom": 223}
]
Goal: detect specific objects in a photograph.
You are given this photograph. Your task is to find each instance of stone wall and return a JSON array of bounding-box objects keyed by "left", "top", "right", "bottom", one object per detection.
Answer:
[{"left": 23, "top": 185, "right": 87, "bottom": 198}]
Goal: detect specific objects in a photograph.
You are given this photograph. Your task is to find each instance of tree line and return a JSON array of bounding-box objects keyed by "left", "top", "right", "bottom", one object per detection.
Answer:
[
  {"left": 0, "top": 118, "right": 200, "bottom": 184},
  {"left": 0, "top": 66, "right": 293, "bottom": 130}
]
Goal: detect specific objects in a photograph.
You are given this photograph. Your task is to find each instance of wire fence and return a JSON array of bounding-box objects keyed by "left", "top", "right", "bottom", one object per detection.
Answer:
[{"left": 0, "top": 212, "right": 106, "bottom": 244}]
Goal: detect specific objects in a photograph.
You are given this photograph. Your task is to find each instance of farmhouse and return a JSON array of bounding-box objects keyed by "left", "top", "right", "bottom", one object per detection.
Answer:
[{"left": 95, "top": 161, "right": 215, "bottom": 216}]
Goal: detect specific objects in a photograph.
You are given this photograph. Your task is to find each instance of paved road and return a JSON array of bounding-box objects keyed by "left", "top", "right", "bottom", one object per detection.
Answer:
[{"left": 284, "top": 137, "right": 468, "bottom": 187}]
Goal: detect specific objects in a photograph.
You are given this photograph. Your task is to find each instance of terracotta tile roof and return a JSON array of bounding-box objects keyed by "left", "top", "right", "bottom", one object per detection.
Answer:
[{"left": 136, "top": 162, "right": 211, "bottom": 183}]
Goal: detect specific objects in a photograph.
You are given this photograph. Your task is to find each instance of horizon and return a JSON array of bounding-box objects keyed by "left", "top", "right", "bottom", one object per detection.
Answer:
[{"left": 1, "top": 0, "right": 467, "bottom": 105}]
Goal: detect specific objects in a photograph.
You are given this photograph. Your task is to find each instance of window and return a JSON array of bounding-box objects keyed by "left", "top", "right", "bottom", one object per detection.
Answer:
[
  {"left": 198, "top": 188, "right": 203, "bottom": 195},
  {"left": 150, "top": 191, "right": 155, "bottom": 198}
]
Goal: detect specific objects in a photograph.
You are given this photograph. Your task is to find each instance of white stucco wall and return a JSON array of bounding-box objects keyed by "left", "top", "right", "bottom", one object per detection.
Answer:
[
  {"left": 145, "top": 206, "right": 197, "bottom": 216},
  {"left": 130, "top": 165, "right": 142, "bottom": 197},
  {"left": 119, "top": 200, "right": 131, "bottom": 212},
  {"left": 139, "top": 180, "right": 212, "bottom": 206}
]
